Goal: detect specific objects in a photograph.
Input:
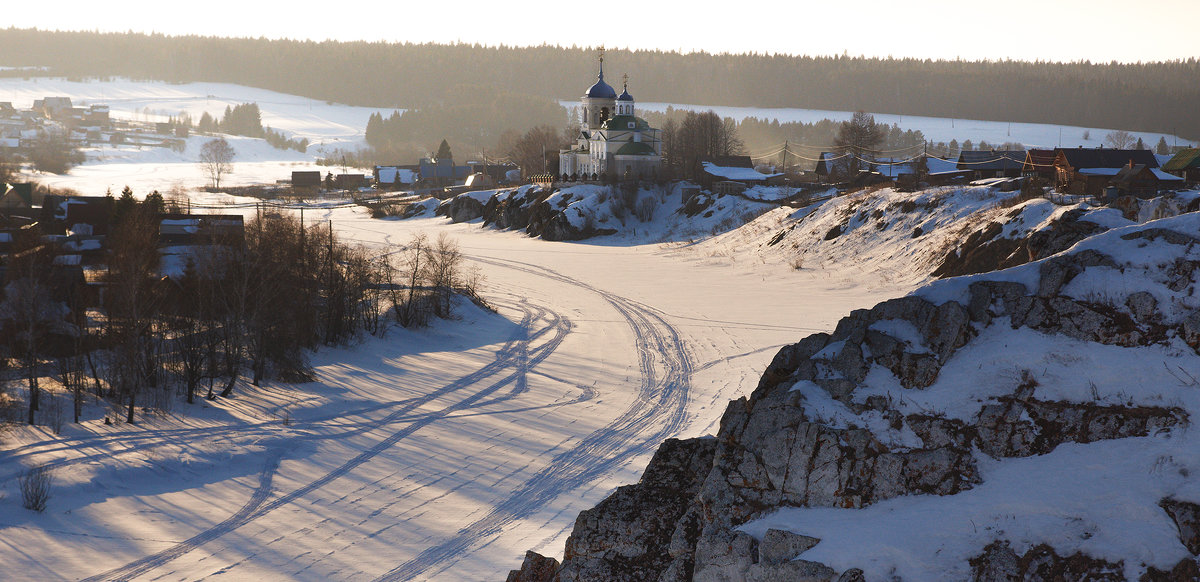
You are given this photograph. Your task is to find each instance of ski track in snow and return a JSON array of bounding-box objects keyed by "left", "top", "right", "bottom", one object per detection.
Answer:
[
  {"left": 81, "top": 250, "right": 696, "bottom": 581},
  {"left": 369, "top": 256, "right": 694, "bottom": 581},
  {"left": 79, "top": 297, "right": 572, "bottom": 581}
]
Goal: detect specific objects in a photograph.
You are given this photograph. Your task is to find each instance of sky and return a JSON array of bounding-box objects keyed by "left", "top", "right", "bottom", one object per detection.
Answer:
[{"left": 8, "top": 0, "right": 1200, "bottom": 63}]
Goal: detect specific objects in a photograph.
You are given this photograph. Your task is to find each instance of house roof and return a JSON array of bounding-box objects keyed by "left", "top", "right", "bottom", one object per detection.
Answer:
[
  {"left": 1057, "top": 148, "right": 1159, "bottom": 169},
  {"left": 956, "top": 150, "right": 1025, "bottom": 171},
  {"left": 1023, "top": 149, "right": 1056, "bottom": 171},
  {"left": 1162, "top": 148, "right": 1200, "bottom": 172},
  {"left": 601, "top": 114, "right": 650, "bottom": 131},
  {"left": 701, "top": 161, "right": 782, "bottom": 182}
]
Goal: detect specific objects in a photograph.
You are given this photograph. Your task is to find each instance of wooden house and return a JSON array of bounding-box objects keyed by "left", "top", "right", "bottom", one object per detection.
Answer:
[
  {"left": 158, "top": 214, "right": 245, "bottom": 246},
  {"left": 1022, "top": 149, "right": 1056, "bottom": 179},
  {"left": 292, "top": 171, "right": 322, "bottom": 195},
  {"left": 40, "top": 195, "right": 115, "bottom": 236},
  {"left": 1109, "top": 161, "right": 1185, "bottom": 198},
  {"left": 1053, "top": 148, "right": 1160, "bottom": 195},
  {"left": 335, "top": 173, "right": 368, "bottom": 190},
  {"left": 700, "top": 158, "right": 783, "bottom": 190},
  {"left": 956, "top": 150, "right": 1025, "bottom": 179},
  {"left": 1162, "top": 148, "right": 1200, "bottom": 183}
]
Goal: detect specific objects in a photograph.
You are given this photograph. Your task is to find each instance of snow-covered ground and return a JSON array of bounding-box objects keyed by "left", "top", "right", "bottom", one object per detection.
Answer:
[{"left": 1, "top": 78, "right": 1196, "bottom": 580}]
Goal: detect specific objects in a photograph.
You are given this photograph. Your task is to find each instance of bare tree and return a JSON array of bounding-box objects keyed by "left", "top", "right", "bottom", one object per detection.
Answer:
[
  {"left": 424, "top": 233, "right": 462, "bottom": 319},
  {"left": 1, "top": 225, "right": 57, "bottom": 425},
  {"left": 1104, "top": 130, "right": 1136, "bottom": 150},
  {"left": 394, "top": 233, "right": 431, "bottom": 328},
  {"left": 199, "top": 138, "right": 236, "bottom": 189},
  {"left": 506, "top": 126, "right": 563, "bottom": 179}
]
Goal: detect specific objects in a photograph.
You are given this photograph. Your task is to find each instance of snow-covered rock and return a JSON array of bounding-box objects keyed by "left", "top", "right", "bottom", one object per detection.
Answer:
[{"left": 507, "top": 212, "right": 1200, "bottom": 581}]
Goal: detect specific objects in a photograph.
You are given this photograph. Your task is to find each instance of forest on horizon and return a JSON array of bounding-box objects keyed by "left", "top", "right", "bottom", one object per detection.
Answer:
[{"left": 2, "top": 28, "right": 1197, "bottom": 156}]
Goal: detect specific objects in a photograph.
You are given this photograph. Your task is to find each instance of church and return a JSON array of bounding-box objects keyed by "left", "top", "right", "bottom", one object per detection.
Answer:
[{"left": 559, "top": 55, "right": 663, "bottom": 180}]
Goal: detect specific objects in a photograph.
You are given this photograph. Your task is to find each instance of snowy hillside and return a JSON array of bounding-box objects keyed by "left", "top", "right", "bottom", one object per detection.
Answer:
[
  {"left": 505, "top": 205, "right": 1200, "bottom": 581},
  {"left": 2, "top": 78, "right": 392, "bottom": 196}
]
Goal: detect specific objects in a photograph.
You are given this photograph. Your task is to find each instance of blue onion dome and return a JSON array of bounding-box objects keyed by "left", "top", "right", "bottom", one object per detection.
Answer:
[
  {"left": 585, "top": 70, "right": 617, "bottom": 99},
  {"left": 617, "top": 88, "right": 633, "bottom": 102}
]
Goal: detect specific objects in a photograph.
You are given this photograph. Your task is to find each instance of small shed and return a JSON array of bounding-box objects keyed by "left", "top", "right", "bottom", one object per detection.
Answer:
[
  {"left": 335, "top": 174, "right": 368, "bottom": 190},
  {"left": 292, "top": 171, "right": 322, "bottom": 195}
]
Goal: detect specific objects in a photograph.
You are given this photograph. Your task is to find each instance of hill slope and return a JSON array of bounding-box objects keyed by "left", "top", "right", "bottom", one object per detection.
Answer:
[{"left": 506, "top": 207, "right": 1200, "bottom": 581}]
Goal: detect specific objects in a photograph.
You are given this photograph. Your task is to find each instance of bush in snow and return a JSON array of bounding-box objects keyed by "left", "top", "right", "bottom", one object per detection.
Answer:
[
  {"left": 635, "top": 196, "right": 657, "bottom": 222},
  {"left": 19, "top": 464, "right": 52, "bottom": 512}
]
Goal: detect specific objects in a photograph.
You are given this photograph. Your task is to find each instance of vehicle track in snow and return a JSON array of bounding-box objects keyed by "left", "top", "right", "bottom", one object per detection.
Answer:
[
  {"left": 80, "top": 297, "right": 572, "bottom": 582},
  {"left": 372, "top": 256, "right": 694, "bottom": 582}
]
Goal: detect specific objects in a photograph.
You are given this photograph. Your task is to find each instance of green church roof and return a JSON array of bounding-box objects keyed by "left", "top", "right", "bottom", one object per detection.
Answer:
[
  {"left": 601, "top": 115, "right": 651, "bottom": 131},
  {"left": 615, "top": 141, "right": 656, "bottom": 156}
]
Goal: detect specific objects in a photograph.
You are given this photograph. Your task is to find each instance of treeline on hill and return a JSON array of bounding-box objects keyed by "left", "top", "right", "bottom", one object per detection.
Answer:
[
  {"left": 0, "top": 194, "right": 482, "bottom": 429},
  {"left": 2, "top": 28, "right": 1198, "bottom": 141},
  {"left": 363, "top": 90, "right": 568, "bottom": 163},
  {"left": 175, "top": 102, "right": 309, "bottom": 152}
]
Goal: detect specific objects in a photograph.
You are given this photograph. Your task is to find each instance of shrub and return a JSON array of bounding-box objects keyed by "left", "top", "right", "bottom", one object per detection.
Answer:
[
  {"left": 635, "top": 196, "right": 657, "bottom": 222},
  {"left": 19, "top": 464, "right": 52, "bottom": 512}
]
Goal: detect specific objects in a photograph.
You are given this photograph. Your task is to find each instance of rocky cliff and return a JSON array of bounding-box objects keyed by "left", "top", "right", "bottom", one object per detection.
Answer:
[{"left": 507, "top": 213, "right": 1200, "bottom": 581}]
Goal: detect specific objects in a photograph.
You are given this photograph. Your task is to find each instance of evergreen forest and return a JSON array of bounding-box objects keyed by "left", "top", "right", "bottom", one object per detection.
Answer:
[{"left": 3, "top": 28, "right": 1197, "bottom": 155}]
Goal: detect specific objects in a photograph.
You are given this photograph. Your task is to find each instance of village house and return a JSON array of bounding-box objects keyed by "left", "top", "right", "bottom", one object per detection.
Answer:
[
  {"left": 1162, "top": 148, "right": 1200, "bottom": 184},
  {"left": 956, "top": 150, "right": 1025, "bottom": 180},
  {"left": 1053, "top": 147, "right": 1163, "bottom": 196},
  {"left": 1107, "top": 160, "right": 1185, "bottom": 198},
  {"left": 700, "top": 156, "right": 783, "bottom": 194},
  {"left": 1021, "top": 149, "right": 1056, "bottom": 179}
]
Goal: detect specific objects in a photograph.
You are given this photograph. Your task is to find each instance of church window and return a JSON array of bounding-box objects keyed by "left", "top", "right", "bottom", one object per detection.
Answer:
[{"left": 600, "top": 107, "right": 610, "bottom": 123}]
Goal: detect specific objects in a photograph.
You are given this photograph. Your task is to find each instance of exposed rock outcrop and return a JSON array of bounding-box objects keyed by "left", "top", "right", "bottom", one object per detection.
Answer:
[
  {"left": 969, "top": 540, "right": 1126, "bottom": 581},
  {"left": 1160, "top": 498, "right": 1200, "bottom": 555},
  {"left": 506, "top": 217, "right": 1200, "bottom": 581},
  {"left": 934, "top": 207, "right": 1108, "bottom": 279}
]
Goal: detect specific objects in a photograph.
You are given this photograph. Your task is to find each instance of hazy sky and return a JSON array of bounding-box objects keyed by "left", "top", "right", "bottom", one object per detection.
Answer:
[{"left": 10, "top": 0, "right": 1199, "bottom": 63}]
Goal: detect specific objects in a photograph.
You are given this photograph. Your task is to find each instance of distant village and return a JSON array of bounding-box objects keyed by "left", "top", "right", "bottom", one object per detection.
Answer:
[{"left": 1, "top": 95, "right": 188, "bottom": 152}]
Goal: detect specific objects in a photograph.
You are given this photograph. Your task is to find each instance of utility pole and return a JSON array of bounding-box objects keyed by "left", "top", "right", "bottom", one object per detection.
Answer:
[{"left": 781, "top": 140, "right": 788, "bottom": 174}]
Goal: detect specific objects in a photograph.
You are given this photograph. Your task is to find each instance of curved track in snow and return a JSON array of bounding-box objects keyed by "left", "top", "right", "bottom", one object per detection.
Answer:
[
  {"left": 372, "top": 256, "right": 693, "bottom": 582},
  {"left": 81, "top": 298, "right": 571, "bottom": 581}
]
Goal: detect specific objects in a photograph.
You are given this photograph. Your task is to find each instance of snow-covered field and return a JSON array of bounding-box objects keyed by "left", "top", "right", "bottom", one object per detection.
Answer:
[{"left": 2, "top": 78, "right": 1197, "bottom": 580}]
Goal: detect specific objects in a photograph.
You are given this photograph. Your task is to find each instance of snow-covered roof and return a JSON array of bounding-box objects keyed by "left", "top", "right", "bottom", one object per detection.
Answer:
[
  {"left": 701, "top": 162, "right": 781, "bottom": 182},
  {"left": 1152, "top": 168, "right": 1184, "bottom": 181},
  {"left": 1078, "top": 167, "right": 1121, "bottom": 176},
  {"left": 377, "top": 167, "right": 416, "bottom": 184}
]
